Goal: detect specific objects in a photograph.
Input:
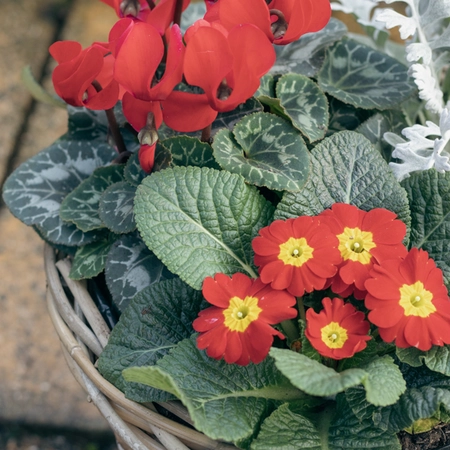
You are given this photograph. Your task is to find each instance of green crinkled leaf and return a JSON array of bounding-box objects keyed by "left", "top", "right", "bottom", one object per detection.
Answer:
[
  {"left": 134, "top": 166, "right": 274, "bottom": 290},
  {"left": 251, "top": 404, "right": 322, "bottom": 450},
  {"left": 2, "top": 140, "right": 116, "bottom": 247},
  {"left": 160, "top": 136, "right": 220, "bottom": 169},
  {"left": 396, "top": 347, "right": 425, "bottom": 368},
  {"left": 213, "top": 112, "right": 310, "bottom": 192},
  {"left": 123, "top": 336, "right": 304, "bottom": 447},
  {"left": 270, "top": 348, "right": 366, "bottom": 397},
  {"left": 356, "top": 110, "right": 408, "bottom": 162},
  {"left": 402, "top": 170, "right": 450, "bottom": 285},
  {"left": 69, "top": 237, "right": 116, "bottom": 280},
  {"left": 98, "top": 181, "right": 136, "bottom": 234},
  {"left": 105, "top": 233, "right": 174, "bottom": 312},
  {"left": 274, "top": 131, "right": 411, "bottom": 236},
  {"left": 98, "top": 279, "right": 202, "bottom": 402},
  {"left": 362, "top": 356, "right": 406, "bottom": 407},
  {"left": 397, "top": 345, "right": 450, "bottom": 376},
  {"left": 318, "top": 38, "right": 415, "bottom": 110},
  {"left": 329, "top": 395, "right": 401, "bottom": 449},
  {"left": 60, "top": 165, "right": 125, "bottom": 232},
  {"left": 272, "top": 18, "right": 347, "bottom": 77},
  {"left": 276, "top": 74, "right": 329, "bottom": 142}
]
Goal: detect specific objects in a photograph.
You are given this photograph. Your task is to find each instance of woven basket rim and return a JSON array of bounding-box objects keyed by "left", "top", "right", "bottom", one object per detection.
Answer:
[{"left": 43, "top": 243, "right": 236, "bottom": 450}]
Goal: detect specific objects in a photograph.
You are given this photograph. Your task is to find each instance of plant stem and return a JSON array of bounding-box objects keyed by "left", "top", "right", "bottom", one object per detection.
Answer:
[
  {"left": 173, "top": 0, "right": 183, "bottom": 26},
  {"left": 297, "top": 296, "right": 306, "bottom": 323},
  {"left": 280, "top": 319, "right": 299, "bottom": 342},
  {"left": 201, "top": 124, "right": 212, "bottom": 142},
  {"left": 91, "top": 80, "right": 127, "bottom": 154},
  {"left": 146, "top": 0, "right": 156, "bottom": 9}
]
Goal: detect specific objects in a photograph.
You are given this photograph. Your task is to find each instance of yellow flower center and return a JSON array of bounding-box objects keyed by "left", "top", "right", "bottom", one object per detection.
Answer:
[
  {"left": 223, "top": 296, "right": 262, "bottom": 332},
  {"left": 320, "top": 322, "right": 348, "bottom": 349},
  {"left": 278, "top": 237, "right": 314, "bottom": 267},
  {"left": 337, "top": 227, "right": 376, "bottom": 265},
  {"left": 399, "top": 281, "right": 436, "bottom": 317}
]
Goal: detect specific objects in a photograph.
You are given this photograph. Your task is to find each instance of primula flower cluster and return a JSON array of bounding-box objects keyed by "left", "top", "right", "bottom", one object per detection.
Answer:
[
  {"left": 49, "top": 0, "right": 331, "bottom": 173},
  {"left": 194, "top": 203, "right": 450, "bottom": 366}
]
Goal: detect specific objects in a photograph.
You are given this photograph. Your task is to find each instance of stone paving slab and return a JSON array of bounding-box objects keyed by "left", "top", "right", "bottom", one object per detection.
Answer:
[{"left": 0, "top": 0, "right": 116, "bottom": 433}]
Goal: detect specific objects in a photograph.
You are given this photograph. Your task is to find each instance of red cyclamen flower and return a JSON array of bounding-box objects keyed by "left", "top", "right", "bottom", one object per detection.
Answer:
[
  {"left": 193, "top": 272, "right": 297, "bottom": 365},
  {"left": 305, "top": 297, "right": 371, "bottom": 360},
  {"left": 49, "top": 41, "right": 119, "bottom": 110},
  {"left": 162, "top": 20, "right": 275, "bottom": 132},
  {"left": 365, "top": 248, "right": 450, "bottom": 351},
  {"left": 252, "top": 216, "right": 341, "bottom": 297},
  {"left": 319, "top": 203, "right": 407, "bottom": 299},
  {"left": 205, "top": 0, "right": 331, "bottom": 45}
]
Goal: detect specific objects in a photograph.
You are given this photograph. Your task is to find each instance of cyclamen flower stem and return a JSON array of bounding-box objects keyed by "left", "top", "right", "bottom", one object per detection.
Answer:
[
  {"left": 91, "top": 80, "right": 127, "bottom": 154},
  {"left": 145, "top": 0, "right": 156, "bottom": 9},
  {"left": 201, "top": 123, "right": 212, "bottom": 143},
  {"left": 173, "top": 0, "right": 183, "bottom": 26}
]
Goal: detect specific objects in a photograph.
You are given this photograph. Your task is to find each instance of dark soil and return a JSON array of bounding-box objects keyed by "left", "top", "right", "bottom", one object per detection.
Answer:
[
  {"left": 399, "top": 424, "right": 450, "bottom": 449},
  {"left": 0, "top": 422, "right": 117, "bottom": 450}
]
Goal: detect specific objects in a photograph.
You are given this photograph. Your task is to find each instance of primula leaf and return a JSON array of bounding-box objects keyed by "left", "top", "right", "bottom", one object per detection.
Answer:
[
  {"left": 2, "top": 140, "right": 116, "bottom": 247},
  {"left": 270, "top": 348, "right": 366, "bottom": 397},
  {"left": 276, "top": 74, "right": 329, "bottom": 143},
  {"left": 105, "top": 233, "right": 174, "bottom": 312},
  {"left": 318, "top": 38, "right": 416, "bottom": 110},
  {"left": 69, "top": 237, "right": 116, "bottom": 280},
  {"left": 361, "top": 356, "right": 406, "bottom": 407},
  {"left": 160, "top": 136, "right": 220, "bottom": 169},
  {"left": 274, "top": 131, "right": 411, "bottom": 235},
  {"left": 213, "top": 112, "right": 310, "bottom": 192},
  {"left": 402, "top": 170, "right": 450, "bottom": 285},
  {"left": 98, "top": 181, "right": 136, "bottom": 234},
  {"left": 250, "top": 404, "right": 322, "bottom": 450},
  {"left": 329, "top": 395, "right": 401, "bottom": 449},
  {"left": 98, "top": 279, "right": 203, "bottom": 402},
  {"left": 397, "top": 345, "right": 450, "bottom": 377},
  {"left": 122, "top": 336, "right": 304, "bottom": 447},
  {"left": 134, "top": 166, "right": 274, "bottom": 290},
  {"left": 272, "top": 18, "right": 347, "bottom": 77},
  {"left": 60, "top": 165, "right": 125, "bottom": 232}
]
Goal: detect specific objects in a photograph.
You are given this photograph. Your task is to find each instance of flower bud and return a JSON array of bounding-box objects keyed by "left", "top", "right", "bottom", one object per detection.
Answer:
[{"left": 138, "top": 112, "right": 158, "bottom": 146}]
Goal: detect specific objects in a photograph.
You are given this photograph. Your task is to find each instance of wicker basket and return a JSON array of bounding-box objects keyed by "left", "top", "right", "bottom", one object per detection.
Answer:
[{"left": 44, "top": 243, "right": 237, "bottom": 450}]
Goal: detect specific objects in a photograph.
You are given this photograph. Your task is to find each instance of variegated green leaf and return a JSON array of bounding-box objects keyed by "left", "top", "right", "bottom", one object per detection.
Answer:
[
  {"left": 276, "top": 74, "right": 329, "bottom": 142},
  {"left": 213, "top": 112, "right": 309, "bottom": 191},
  {"left": 99, "top": 181, "right": 136, "bottom": 234},
  {"left": 60, "top": 165, "right": 125, "bottom": 232},
  {"left": 105, "top": 233, "right": 174, "bottom": 312},
  {"left": 161, "top": 136, "right": 220, "bottom": 169},
  {"left": 2, "top": 140, "right": 116, "bottom": 247},
  {"left": 318, "top": 38, "right": 416, "bottom": 110}
]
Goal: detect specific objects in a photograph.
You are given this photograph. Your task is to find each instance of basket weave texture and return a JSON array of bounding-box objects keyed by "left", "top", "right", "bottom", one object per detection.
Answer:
[{"left": 44, "top": 243, "right": 237, "bottom": 450}]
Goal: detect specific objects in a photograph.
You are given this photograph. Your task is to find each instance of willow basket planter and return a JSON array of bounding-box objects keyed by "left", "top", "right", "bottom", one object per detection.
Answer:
[{"left": 44, "top": 243, "right": 237, "bottom": 450}]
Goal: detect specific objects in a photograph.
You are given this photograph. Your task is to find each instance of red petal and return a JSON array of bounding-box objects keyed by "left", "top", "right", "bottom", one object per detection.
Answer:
[
  {"left": 224, "top": 331, "right": 243, "bottom": 364},
  {"left": 49, "top": 41, "right": 82, "bottom": 63},
  {"left": 122, "top": 92, "right": 163, "bottom": 131}
]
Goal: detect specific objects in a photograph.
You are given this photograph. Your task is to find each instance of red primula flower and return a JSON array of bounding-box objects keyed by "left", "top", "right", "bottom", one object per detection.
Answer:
[
  {"left": 162, "top": 20, "right": 275, "bottom": 132},
  {"left": 252, "top": 216, "right": 341, "bottom": 297},
  {"left": 319, "top": 203, "right": 407, "bottom": 299},
  {"left": 49, "top": 41, "right": 120, "bottom": 110},
  {"left": 365, "top": 248, "right": 450, "bottom": 351},
  {"left": 305, "top": 297, "right": 371, "bottom": 360},
  {"left": 193, "top": 272, "right": 297, "bottom": 365},
  {"left": 205, "top": 0, "right": 331, "bottom": 45}
]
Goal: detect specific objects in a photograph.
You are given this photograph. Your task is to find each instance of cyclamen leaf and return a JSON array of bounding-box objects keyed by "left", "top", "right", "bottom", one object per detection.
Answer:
[
  {"left": 272, "top": 18, "right": 347, "bottom": 77},
  {"left": 251, "top": 404, "right": 322, "bottom": 450},
  {"left": 60, "top": 165, "right": 125, "bottom": 232},
  {"left": 402, "top": 170, "right": 450, "bottom": 285},
  {"left": 213, "top": 112, "right": 310, "bottom": 192},
  {"left": 161, "top": 136, "right": 220, "bottom": 169},
  {"left": 122, "top": 336, "right": 303, "bottom": 447},
  {"left": 2, "top": 140, "right": 116, "bottom": 247},
  {"left": 65, "top": 106, "right": 108, "bottom": 141},
  {"left": 327, "top": 97, "right": 372, "bottom": 134},
  {"left": 105, "top": 233, "right": 174, "bottom": 312},
  {"left": 134, "top": 166, "right": 274, "bottom": 290},
  {"left": 318, "top": 38, "right": 416, "bottom": 110},
  {"left": 69, "top": 237, "right": 116, "bottom": 280},
  {"left": 274, "top": 131, "right": 411, "bottom": 236},
  {"left": 276, "top": 74, "right": 329, "bottom": 142},
  {"left": 99, "top": 181, "right": 136, "bottom": 234},
  {"left": 255, "top": 74, "right": 276, "bottom": 98},
  {"left": 98, "top": 279, "right": 203, "bottom": 403}
]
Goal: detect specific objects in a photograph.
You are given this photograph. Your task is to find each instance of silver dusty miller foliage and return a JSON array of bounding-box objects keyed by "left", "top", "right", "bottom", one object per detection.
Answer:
[{"left": 331, "top": 0, "right": 450, "bottom": 180}]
